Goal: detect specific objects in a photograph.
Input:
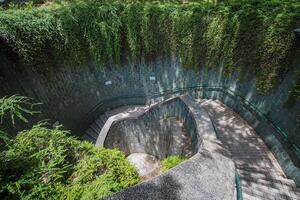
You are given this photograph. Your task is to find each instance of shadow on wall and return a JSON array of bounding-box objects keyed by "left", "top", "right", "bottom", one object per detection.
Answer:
[
  {"left": 0, "top": 54, "right": 299, "bottom": 146},
  {"left": 104, "top": 98, "right": 197, "bottom": 159}
]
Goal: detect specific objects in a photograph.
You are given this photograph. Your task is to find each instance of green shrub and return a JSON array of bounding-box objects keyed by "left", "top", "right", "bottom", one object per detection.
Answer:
[
  {"left": 0, "top": 95, "right": 139, "bottom": 199},
  {"left": 162, "top": 155, "right": 188, "bottom": 172},
  {"left": 1, "top": 0, "right": 299, "bottom": 93},
  {"left": 0, "top": 124, "right": 140, "bottom": 200},
  {"left": 0, "top": 95, "right": 41, "bottom": 125}
]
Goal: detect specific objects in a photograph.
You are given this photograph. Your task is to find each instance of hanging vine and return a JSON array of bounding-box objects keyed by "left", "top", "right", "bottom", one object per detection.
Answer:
[{"left": 0, "top": 0, "right": 299, "bottom": 93}]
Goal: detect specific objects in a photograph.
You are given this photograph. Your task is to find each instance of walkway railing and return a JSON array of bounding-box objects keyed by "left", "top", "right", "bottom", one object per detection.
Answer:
[
  {"left": 235, "top": 170, "right": 243, "bottom": 200},
  {"left": 85, "top": 85, "right": 300, "bottom": 161},
  {"left": 83, "top": 85, "right": 300, "bottom": 198}
]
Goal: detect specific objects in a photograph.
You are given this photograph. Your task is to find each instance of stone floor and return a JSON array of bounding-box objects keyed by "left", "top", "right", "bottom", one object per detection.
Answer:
[{"left": 200, "top": 99, "right": 300, "bottom": 200}]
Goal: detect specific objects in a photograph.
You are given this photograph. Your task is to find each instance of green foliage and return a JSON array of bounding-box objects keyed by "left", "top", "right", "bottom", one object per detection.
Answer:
[
  {"left": 124, "top": 2, "right": 144, "bottom": 60},
  {"left": 0, "top": 130, "right": 10, "bottom": 149},
  {"left": 1, "top": 0, "right": 50, "bottom": 8},
  {"left": 0, "top": 95, "right": 41, "bottom": 125},
  {"left": 0, "top": 7, "right": 61, "bottom": 68},
  {"left": 0, "top": 95, "right": 139, "bottom": 199},
  {"left": 0, "top": 124, "right": 140, "bottom": 200},
  {"left": 0, "top": 0, "right": 300, "bottom": 92},
  {"left": 61, "top": 1, "right": 123, "bottom": 65},
  {"left": 162, "top": 155, "right": 188, "bottom": 172},
  {"left": 0, "top": 94, "right": 39, "bottom": 154}
]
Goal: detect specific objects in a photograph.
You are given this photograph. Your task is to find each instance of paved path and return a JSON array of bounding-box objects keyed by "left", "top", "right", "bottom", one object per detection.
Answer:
[{"left": 200, "top": 99, "right": 300, "bottom": 200}]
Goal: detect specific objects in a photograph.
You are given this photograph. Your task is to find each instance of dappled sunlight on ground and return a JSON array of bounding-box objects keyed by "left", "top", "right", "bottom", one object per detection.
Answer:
[{"left": 201, "top": 99, "right": 300, "bottom": 200}]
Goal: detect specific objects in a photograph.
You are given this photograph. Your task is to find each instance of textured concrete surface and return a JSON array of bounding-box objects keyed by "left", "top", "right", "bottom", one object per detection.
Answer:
[
  {"left": 1, "top": 55, "right": 299, "bottom": 150},
  {"left": 106, "top": 151, "right": 235, "bottom": 200},
  {"left": 104, "top": 117, "right": 192, "bottom": 158},
  {"left": 167, "top": 117, "right": 193, "bottom": 156},
  {"left": 94, "top": 97, "right": 197, "bottom": 159},
  {"left": 201, "top": 99, "right": 300, "bottom": 200},
  {"left": 82, "top": 105, "right": 147, "bottom": 143}
]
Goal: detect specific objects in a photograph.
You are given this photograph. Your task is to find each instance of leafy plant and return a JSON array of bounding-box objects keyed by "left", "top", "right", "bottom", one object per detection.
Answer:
[
  {"left": 0, "top": 95, "right": 41, "bottom": 125},
  {"left": 0, "top": 94, "right": 140, "bottom": 199},
  {"left": 0, "top": 130, "right": 10, "bottom": 149},
  {"left": 0, "top": 123, "right": 140, "bottom": 200},
  {"left": 162, "top": 155, "right": 188, "bottom": 172},
  {"left": 1, "top": 0, "right": 299, "bottom": 92}
]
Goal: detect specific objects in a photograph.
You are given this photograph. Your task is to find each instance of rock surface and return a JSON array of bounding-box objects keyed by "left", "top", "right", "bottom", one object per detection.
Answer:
[{"left": 127, "top": 153, "right": 162, "bottom": 181}]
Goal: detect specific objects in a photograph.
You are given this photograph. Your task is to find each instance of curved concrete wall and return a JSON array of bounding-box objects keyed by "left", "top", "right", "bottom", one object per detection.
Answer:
[
  {"left": 104, "top": 97, "right": 199, "bottom": 159},
  {"left": 1, "top": 56, "right": 299, "bottom": 138},
  {"left": 1, "top": 54, "right": 300, "bottom": 176}
]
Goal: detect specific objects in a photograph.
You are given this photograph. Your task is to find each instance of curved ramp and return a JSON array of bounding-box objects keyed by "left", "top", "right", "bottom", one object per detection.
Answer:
[{"left": 200, "top": 99, "right": 300, "bottom": 200}]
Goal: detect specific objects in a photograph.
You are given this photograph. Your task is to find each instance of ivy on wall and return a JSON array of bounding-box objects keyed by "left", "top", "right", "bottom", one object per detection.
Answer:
[{"left": 0, "top": 0, "right": 300, "bottom": 93}]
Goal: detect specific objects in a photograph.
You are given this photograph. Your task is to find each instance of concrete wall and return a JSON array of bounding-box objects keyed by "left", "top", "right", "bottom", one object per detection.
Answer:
[
  {"left": 1, "top": 54, "right": 300, "bottom": 164},
  {"left": 104, "top": 98, "right": 199, "bottom": 159}
]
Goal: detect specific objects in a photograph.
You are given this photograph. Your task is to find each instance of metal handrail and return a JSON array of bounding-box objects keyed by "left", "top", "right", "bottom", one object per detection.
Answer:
[{"left": 236, "top": 170, "right": 243, "bottom": 200}]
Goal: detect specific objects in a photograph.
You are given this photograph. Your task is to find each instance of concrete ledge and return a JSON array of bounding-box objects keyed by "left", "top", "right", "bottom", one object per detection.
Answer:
[
  {"left": 96, "top": 96, "right": 185, "bottom": 147},
  {"left": 106, "top": 150, "right": 235, "bottom": 200},
  {"left": 180, "top": 95, "right": 217, "bottom": 143},
  {"left": 102, "top": 97, "right": 198, "bottom": 158}
]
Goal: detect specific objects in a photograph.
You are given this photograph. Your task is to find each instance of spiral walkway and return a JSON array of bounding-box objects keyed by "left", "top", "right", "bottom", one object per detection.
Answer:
[
  {"left": 200, "top": 99, "right": 300, "bottom": 200},
  {"left": 83, "top": 95, "right": 300, "bottom": 199}
]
